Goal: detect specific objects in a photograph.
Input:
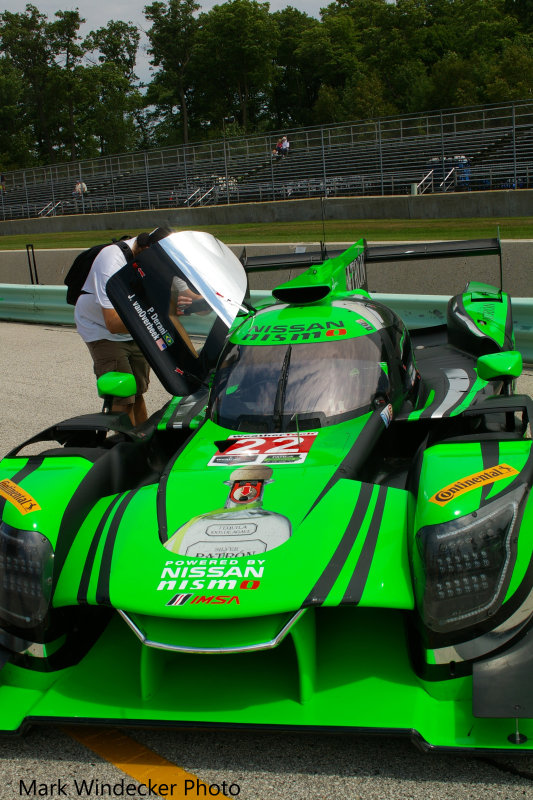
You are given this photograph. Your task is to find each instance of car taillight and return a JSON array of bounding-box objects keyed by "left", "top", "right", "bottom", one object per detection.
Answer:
[
  {"left": 0, "top": 522, "right": 54, "bottom": 629},
  {"left": 414, "top": 485, "right": 527, "bottom": 633}
]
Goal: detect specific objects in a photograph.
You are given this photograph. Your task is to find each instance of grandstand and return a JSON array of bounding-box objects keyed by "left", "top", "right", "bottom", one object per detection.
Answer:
[{"left": 1, "top": 100, "right": 532, "bottom": 221}]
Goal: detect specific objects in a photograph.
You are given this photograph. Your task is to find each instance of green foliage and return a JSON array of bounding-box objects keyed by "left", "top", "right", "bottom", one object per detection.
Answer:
[
  {"left": 191, "top": 0, "right": 279, "bottom": 133},
  {"left": 0, "top": 0, "right": 532, "bottom": 167},
  {"left": 0, "top": 57, "right": 34, "bottom": 167},
  {"left": 270, "top": 7, "right": 321, "bottom": 127},
  {"left": 144, "top": 0, "right": 200, "bottom": 144},
  {"left": 84, "top": 21, "right": 140, "bottom": 79}
]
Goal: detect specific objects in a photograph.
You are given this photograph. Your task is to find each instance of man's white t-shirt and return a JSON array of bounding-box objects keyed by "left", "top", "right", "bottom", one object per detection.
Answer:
[{"left": 74, "top": 239, "right": 135, "bottom": 343}]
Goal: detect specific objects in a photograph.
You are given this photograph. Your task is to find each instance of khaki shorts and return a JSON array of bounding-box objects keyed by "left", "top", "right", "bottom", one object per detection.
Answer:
[{"left": 86, "top": 339, "right": 150, "bottom": 404}]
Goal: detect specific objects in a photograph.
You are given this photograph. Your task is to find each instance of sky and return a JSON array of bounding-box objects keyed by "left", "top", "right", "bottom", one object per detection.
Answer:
[{"left": 2, "top": 1, "right": 327, "bottom": 83}]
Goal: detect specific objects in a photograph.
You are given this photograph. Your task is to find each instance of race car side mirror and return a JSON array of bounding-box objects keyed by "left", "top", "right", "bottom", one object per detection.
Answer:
[
  {"left": 476, "top": 351, "right": 523, "bottom": 383},
  {"left": 97, "top": 371, "right": 137, "bottom": 414}
]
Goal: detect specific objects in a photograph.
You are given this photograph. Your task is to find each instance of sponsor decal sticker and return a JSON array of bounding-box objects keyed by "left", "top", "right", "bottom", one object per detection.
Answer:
[
  {"left": 166, "top": 591, "right": 260, "bottom": 607},
  {"left": 190, "top": 595, "right": 240, "bottom": 605},
  {"left": 229, "top": 480, "right": 263, "bottom": 504},
  {"left": 240, "top": 320, "right": 348, "bottom": 344},
  {"left": 325, "top": 328, "right": 347, "bottom": 337},
  {"left": 0, "top": 479, "right": 41, "bottom": 514},
  {"left": 379, "top": 403, "right": 393, "bottom": 428},
  {"left": 126, "top": 295, "right": 175, "bottom": 348},
  {"left": 430, "top": 463, "right": 520, "bottom": 506},
  {"left": 157, "top": 558, "right": 265, "bottom": 592},
  {"left": 356, "top": 318, "right": 374, "bottom": 332},
  {"left": 166, "top": 593, "right": 192, "bottom": 606},
  {"left": 209, "top": 432, "right": 317, "bottom": 466},
  {"left": 345, "top": 252, "right": 367, "bottom": 291}
]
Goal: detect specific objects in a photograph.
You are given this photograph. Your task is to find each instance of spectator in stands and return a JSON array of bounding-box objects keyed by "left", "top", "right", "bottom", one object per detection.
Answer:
[
  {"left": 281, "top": 136, "right": 290, "bottom": 156},
  {"left": 73, "top": 180, "right": 87, "bottom": 199},
  {"left": 273, "top": 139, "right": 283, "bottom": 158},
  {"left": 0, "top": 173, "right": 6, "bottom": 192}
]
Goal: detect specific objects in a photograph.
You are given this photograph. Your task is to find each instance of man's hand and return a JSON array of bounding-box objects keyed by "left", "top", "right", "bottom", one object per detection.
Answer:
[{"left": 174, "top": 294, "right": 193, "bottom": 315}]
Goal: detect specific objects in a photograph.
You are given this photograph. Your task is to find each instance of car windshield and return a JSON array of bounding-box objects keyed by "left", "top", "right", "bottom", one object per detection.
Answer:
[{"left": 209, "top": 335, "right": 390, "bottom": 431}]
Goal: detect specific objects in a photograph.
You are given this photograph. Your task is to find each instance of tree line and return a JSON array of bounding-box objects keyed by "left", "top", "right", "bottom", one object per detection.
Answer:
[{"left": 0, "top": 0, "right": 532, "bottom": 169}]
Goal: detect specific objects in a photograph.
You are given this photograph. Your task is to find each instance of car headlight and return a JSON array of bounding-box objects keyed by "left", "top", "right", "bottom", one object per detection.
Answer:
[
  {"left": 0, "top": 522, "right": 54, "bottom": 630},
  {"left": 415, "top": 485, "right": 527, "bottom": 634}
]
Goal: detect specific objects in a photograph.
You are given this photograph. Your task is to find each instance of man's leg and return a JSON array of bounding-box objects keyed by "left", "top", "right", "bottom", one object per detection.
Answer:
[
  {"left": 112, "top": 399, "right": 136, "bottom": 425},
  {"left": 133, "top": 395, "right": 148, "bottom": 425},
  {"left": 86, "top": 339, "right": 137, "bottom": 424},
  {"left": 127, "top": 342, "right": 151, "bottom": 426}
]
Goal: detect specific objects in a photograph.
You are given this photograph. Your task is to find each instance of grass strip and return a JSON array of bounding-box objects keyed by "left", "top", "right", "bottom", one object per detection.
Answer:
[{"left": 0, "top": 217, "right": 531, "bottom": 250}]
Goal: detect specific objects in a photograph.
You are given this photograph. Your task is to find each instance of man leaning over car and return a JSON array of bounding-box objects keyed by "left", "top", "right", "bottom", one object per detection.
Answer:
[{"left": 74, "top": 227, "right": 172, "bottom": 426}]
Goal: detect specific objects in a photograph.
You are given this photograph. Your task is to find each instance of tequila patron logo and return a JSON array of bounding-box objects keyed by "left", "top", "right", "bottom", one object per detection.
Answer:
[
  {"left": 164, "top": 466, "right": 292, "bottom": 559},
  {"left": 430, "top": 463, "right": 519, "bottom": 506}
]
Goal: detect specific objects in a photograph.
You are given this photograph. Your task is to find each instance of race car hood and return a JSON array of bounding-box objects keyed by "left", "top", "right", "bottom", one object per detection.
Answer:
[
  {"left": 53, "top": 412, "right": 414, "bottom": 626},
  {"left": 107, "top": 231, "right": 247, "bottom": 396}
]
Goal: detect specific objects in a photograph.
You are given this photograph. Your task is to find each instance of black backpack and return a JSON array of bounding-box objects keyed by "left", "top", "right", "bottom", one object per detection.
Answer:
[{"left": 64, "top": 238, "right": 132, "bottom": 305}]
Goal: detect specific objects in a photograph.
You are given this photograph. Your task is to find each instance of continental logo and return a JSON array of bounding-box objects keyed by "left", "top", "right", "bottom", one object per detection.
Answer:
[
  {"left": 430, "top": 463, "right": 519, "bottom": 506},
  {"left": 0, "top": 479, "right": 41, "bottom": 514}
]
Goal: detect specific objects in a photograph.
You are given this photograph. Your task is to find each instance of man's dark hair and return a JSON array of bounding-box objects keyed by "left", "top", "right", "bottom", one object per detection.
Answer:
[
  {"left": 148, "top": 227, "right": 174, "bottom": 246},
  {"left": 136, "top": 231, "right": 151, "bottom": 248}
]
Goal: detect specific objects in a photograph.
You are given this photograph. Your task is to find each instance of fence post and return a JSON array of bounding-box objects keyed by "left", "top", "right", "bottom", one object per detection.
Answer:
[
  {"left": 25, "top": 244, "right": 39, "bottom": 284},
  {"left": 512, "top": 103, "right": 517, "bottom": 190},
  {"left": 110, "top": 158, "right": 117, "bottom": 212},
  {"left": 224, "top": 138, "right": 230, "bottom": 204},
  {"left": 23, "top": 172, "right": 30, "bottom": 218},
  {"left": 78, "top": 163, "right": 85, "bottom": 214},
  {"left": 144, "top": 152, "right": 151, "bottom": 209},
  {"left": 321, "top": 128, "right": 327, "bottom": 197},
  {"left": 270, "top": 141, "right": 275, "bottom": 201},
  {"left": 183, "top": 146, "right": 189, "bottom": 202},
  {"left": 49, "top": 168, "right": 57, "bottom": 215},
  {"left": 440, "top": 111, "right": 446, "bottom": 191},
  {"left": 378, "top": 119, "right": 384, "bottom": 196}
]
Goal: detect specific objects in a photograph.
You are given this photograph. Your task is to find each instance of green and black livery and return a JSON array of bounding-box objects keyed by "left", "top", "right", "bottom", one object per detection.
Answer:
[{"left": 0, "top": 230, "right": 532, "bottom": 752}]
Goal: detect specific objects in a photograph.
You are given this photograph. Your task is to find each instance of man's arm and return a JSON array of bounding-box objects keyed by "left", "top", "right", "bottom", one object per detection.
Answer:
[{"left": 102, "top": 307, "right": 129, "bottom": 334}]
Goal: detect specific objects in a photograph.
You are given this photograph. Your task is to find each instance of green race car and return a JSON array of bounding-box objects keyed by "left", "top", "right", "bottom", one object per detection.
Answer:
[{"left": 0, "top": 231, "right": 531, "bottom": 752}]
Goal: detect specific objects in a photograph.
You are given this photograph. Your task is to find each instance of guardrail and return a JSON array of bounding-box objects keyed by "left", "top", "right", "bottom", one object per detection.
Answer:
[{"left": 2, "top": 284, "right": 532, "bottom": 362}]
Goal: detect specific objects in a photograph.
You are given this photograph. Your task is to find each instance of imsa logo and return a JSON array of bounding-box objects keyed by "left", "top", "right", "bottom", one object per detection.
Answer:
[
  {"left": 166, "top": 593, "right": 192, "bottom": 606},
  {"left": 190, "top": 595, "right": 240, "bottom": 605}
]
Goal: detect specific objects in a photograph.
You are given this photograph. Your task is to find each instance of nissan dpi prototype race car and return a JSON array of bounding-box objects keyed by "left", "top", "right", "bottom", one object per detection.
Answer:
[{"left": 0, "top": 230, "right": 532, "bottom": 753}]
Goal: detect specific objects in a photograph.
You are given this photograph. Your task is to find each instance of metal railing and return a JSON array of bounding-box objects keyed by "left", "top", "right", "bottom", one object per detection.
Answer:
[{"left": 1, "top": 100, "right": 532, "bottom": 221}]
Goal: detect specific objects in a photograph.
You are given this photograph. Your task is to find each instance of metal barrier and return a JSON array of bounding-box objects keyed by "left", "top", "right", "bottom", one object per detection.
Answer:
[
  {"left": 1, "top": 284, "right": 532, "bottom": 362},
  {"left": 0, "top": 284, "right": 74, "bottom": 325}
]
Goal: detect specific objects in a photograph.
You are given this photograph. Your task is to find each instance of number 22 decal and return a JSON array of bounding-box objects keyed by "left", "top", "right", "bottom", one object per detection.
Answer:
[
  {"left": 226, "top": 436, "right": 304, "bottom": 455},
  {"left": 209, "top": 432, "right": 318, "bottom": 465}
]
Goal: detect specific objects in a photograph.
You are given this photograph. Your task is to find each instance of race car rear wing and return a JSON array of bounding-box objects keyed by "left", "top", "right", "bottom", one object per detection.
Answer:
[
  {"left": 364, "top": 237, "right": 501, "bottom": 262},
  {"left": 239, "top": 242, "right": 335, "bottom": 273},
  {"left": 240, "top": 236, "right": 503, "bottom": 287}
]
